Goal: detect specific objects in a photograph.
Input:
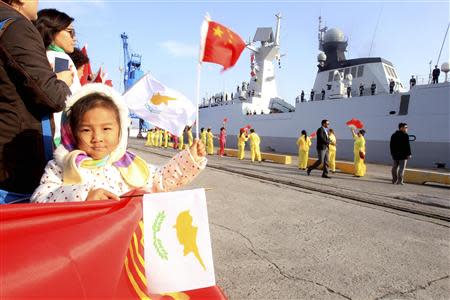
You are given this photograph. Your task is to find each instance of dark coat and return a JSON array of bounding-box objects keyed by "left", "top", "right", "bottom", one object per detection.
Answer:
[
  {"left": 316, "top": 127, "right": 330, "bottom": 151},
  {"left": 432, "top": 68, "right": 440, "bottom": 78},
  {"left": 390, "top": 130, "right": 411, "bottom": 160},
  {"left": 0, "top": 4, "right": 70, "bottom": 193}
]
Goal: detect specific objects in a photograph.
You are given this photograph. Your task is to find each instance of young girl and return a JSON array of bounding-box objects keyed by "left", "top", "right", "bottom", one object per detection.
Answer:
[{"left": 31, "top": 84, "right": 207, "bottom": 203}]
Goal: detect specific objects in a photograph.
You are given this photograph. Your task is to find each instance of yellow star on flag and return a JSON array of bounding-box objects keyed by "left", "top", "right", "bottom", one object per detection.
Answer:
[
  {"left": 150, "top": 93, "right": 177, "bottom": 106},
  {"left": 213, "top": 26, "right": 223, "bottom": 38}
]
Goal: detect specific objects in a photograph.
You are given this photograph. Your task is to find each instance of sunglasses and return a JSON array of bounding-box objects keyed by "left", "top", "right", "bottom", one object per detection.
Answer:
[{"left": 64, "top": 28, "right": 76, "bottom": 38}]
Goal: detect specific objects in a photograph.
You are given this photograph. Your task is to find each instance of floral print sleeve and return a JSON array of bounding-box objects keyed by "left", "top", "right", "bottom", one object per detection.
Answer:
[
  {"left": 144, "top": 149, "right": 207, "bottom": 193},
  {"left": 30, "top": 160, "right": 91, "bottom": 203}
]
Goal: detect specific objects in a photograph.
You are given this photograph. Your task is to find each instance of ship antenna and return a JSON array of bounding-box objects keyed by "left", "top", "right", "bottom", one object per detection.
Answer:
[
  {"left": 318, "top": 15, "right": 327, "bottom": 51},
  {"left": 436, "top": 22, "right": 450, "bottom": 66},
  {"left": 368, "top": 5, "right": 383, "bottom": 56}
]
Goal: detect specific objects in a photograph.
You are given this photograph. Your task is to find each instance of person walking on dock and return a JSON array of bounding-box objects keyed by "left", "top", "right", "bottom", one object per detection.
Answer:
[
  {"left": 237, "top": 129, "right": 248, "bottom": 160},
  {"left": 351, "top": 128, "right": 366, "bottom": 177},
  {"left": 249, "top": 129, "right": 262, "bottom": 163},
  {"left": 390, "top": 123, "right": 411, "bottom": 185},
  {"left": 307, "top": 120, "right": 330, "bottom": 178},
  {"left": 297, "top": 130, "right": 311, "bottom": 170},
  {"left": 328, "top": 128, "right": 337, "bottom": 173}
]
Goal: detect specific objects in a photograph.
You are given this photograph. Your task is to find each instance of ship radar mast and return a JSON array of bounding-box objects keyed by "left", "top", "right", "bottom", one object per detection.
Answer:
[{"left": 318, "top": 16, "right": 328, "bottom": 51}]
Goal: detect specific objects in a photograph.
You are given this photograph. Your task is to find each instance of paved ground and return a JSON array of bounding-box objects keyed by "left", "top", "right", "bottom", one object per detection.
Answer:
[{"left": 130, "top": 139, "right": 450, "bottom": 300}]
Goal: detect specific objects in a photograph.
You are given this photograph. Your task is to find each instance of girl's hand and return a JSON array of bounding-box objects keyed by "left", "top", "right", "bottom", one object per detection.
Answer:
[
  {"left": 86, "top": 188, "right": 120, "bottom": 201},
  {"left": 189, "top": 139, "right": 206, "bottom": 162}
]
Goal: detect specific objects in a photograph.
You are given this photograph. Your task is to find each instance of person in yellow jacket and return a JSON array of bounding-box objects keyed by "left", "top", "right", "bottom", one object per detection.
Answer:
[
  {"left": 145, "top": 129, "right": 153, "bottom": 146},
  {"left": 178, "top": 132, "right": 184, "bottom": 150},
  {"left": 296, "top": 130, "right": 311, "bottom": 169},
  {"left": 163, "top": 130, "right": 169, "bottom": 148},
  {"left": 249, "top": 129, "right": 262, "bottom": 162},
  {"left": 200, "top": 128, "right": 207, "bottom": 146},
  {"left": 237, "top": 129, "right": 248, "bottom": 160},
  {"left": 152, "top": 128, "right": 159, "bottom": 147},
  {"left": 351, "top": 128, "right": 366, "bottom": 177},
  {"left": 187, "top": 127, "right": 194, "bottom": 147},
  {"left": 206, "top": 128, "right": 214, "bottom": 155},
  {"left": 328, "top": 128, "right": 337, "bottom": 173},
  {"left": 158, "top": 128, "right": 163, "bottom": 147}
]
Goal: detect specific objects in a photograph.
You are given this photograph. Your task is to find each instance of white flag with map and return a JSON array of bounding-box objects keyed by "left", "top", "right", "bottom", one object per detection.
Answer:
[
  {"left": 142, "top": 188, "right": 215, "bottom": 293},
  {"left": 123, "top": 73, "right": 196, "bottom": 136}
]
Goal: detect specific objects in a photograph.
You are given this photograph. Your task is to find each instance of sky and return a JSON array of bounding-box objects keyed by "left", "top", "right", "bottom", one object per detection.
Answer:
[{"left": 40, "top": 0, "right": 449, "bottom": 105}]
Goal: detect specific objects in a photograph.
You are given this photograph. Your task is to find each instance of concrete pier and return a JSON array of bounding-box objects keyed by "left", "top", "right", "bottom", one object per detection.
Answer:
[{"left": 130, "top": 138, "right": 450, "bottom": 299}]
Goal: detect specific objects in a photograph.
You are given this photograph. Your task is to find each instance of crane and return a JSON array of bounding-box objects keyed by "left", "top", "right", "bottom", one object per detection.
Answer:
[
  {"left": 121, "top": 32, "right": 146, "bottom": 137},
  {"left": 121, "top": 32, "right": 144, "bottom": 91}
]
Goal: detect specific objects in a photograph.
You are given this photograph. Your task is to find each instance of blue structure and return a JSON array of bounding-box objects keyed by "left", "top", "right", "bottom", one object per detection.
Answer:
[
  {"left": 121, "top": 33, "right": 147, "bottom": 136},
  {"left": 121, "top": 32, "right": 144, "bottom": 91}
]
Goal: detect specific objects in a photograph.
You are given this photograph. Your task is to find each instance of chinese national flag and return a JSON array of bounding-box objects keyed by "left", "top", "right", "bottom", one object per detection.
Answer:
[
  {"left": 80, "top": 45, "right": 92, "bottom": 85},
  {"left": 201, "top": 20, "right": 246, "bottom": 70},
  {"left": 0, "top": 191, "right": 227, "bottom": 299}
]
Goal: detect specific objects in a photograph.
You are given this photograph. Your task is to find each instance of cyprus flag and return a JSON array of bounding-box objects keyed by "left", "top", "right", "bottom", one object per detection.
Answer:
[
  {"left": 123, "top": 73, "right": 196, "bottom": 136},
  {"left": 142, "top": 189, "right": 215, "bottom": 293}
]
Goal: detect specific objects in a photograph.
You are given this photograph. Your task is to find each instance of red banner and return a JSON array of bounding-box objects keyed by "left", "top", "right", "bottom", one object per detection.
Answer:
[{"left": 0, "top": 191, "right": 226, "bottom": 299}]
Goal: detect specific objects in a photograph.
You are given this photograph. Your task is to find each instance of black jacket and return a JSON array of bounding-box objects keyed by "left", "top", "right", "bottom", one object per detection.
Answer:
[
  {"left": 316, "top": 127, "right": 330, "bottom": 151},
  {"left": 0, "top": 3, "right": 70, "bottom": 193},
  {"left": 390, "top": 130, "right": 411, "bottom": 160}
]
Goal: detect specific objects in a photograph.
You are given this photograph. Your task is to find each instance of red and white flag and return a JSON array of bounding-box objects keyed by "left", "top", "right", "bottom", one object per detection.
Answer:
[
  {"left": 200, "top": 19, "right": 246, "bottom": 71},
  {"left": 0, "top": 191, "right": 226, "bottom": 299},
  {"left": 346, "top": 118, "right": 364, "bottom": 129}
]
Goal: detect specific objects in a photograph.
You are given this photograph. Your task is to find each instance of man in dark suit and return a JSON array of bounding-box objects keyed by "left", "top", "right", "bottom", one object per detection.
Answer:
[
  {"left": 432, "top": 65, "right": 440, "bottom": 84},
  {"left": 390, "top": 123, "right": 412, "bottom": 185},
  {"left": 307, "top": 119, "right": 331, "bottom": 178}
]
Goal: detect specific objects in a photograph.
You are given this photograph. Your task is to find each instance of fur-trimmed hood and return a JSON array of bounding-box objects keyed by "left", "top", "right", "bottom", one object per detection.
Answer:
[{"left": 54, "top": 83, "right": 130, "bottom": 167}]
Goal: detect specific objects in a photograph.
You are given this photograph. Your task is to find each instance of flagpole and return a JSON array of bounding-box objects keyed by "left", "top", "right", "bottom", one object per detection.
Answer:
[
  {"left": 196, "top": 13, "right": 210, "bottom": 140},
  {"left": 195, "top": 62, "right": 201, "bottom": 139}
]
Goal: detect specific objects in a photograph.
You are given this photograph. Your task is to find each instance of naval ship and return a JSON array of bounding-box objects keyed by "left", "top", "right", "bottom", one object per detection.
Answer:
[{"left": 198, "top": 15, "right": 450, "bottom": 168}]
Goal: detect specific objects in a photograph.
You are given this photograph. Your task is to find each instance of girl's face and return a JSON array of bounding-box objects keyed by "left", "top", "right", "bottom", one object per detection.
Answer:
[
  {"left": 76, "top": 106, "right": 120, "bottom": 160},
  {"left": 53, "top": 22, "right": 76, "bottom": 53}
]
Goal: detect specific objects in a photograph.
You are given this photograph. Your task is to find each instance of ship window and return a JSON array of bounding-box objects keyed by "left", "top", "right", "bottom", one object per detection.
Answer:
[
  {"left": 357, "top": 65, "right": 364, "bottom": 77},
  {"left": 384, "top": 65, "right": 391, "bottom": 77},
  {"left": 399, "top": 95, "right": 410, "bottom": 115},
  {"left": 351, "top": 67, "right": 357, "bottom": 78},
  {"left": 391, "top": 67, "right": 398, "bottom": 78},
  {"left": 344, "top": 68, "right": 350, "bottom": 76},
  {"left": 387, "top": 66, "right": 394, "bottom": 77},
  {"left": 328, "top": 71, "right": 334, "bottom": 82}
]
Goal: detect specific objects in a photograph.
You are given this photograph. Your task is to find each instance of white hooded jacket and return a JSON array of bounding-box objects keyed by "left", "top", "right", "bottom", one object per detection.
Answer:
[{"left": 31, "top": 84, "right": 206, "bottom": 203}]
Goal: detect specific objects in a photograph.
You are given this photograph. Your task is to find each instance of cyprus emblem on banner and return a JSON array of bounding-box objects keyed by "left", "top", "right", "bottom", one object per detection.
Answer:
[
  {"left": 142, "top": 188, "right": 215, "bottom": 293},
  {"left": 123, "top": 73, "right": 196, "bottom": 136}
]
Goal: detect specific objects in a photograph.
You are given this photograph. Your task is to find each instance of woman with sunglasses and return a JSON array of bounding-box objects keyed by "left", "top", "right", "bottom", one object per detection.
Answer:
[
  {"left": 34, "top": 8, "right": 80, "bottom": 145},
  {"left": 34, "top": 8, "right": 80, "bottom": 93}
]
